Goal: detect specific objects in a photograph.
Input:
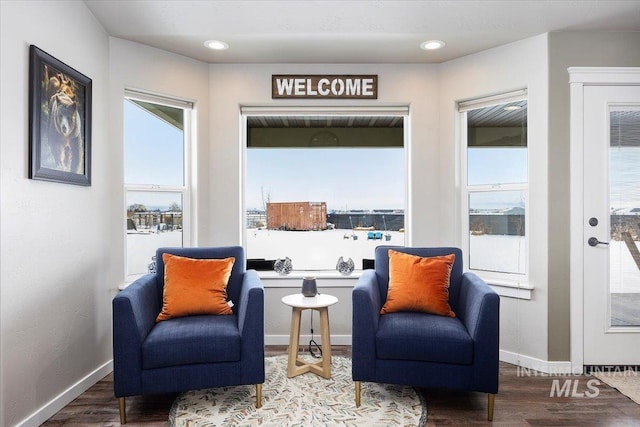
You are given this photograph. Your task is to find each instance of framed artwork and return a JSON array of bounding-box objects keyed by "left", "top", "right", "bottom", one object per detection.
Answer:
[{"left": 29, "top": 45, "right": 92, "bottom": 185}]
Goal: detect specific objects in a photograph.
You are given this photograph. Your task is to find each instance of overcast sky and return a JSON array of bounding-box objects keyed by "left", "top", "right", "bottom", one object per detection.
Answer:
[
  {"left": 124, "top": 99, "right": 639, "bottom": 212},
  {"left": 246, "top": 147, "right": 404, "bottom": 211}
]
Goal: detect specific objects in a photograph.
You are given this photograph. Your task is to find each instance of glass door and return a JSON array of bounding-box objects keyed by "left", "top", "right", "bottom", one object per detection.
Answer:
[
  {"left": 609, "top": 107, "right": 640, "bottom": 328},
  {"left": 583, "top": 85, "right": 640, "bottom": 365}
]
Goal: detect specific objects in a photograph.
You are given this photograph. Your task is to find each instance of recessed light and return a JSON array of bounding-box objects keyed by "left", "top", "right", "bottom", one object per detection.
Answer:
[
  {"left": 420, "top": 40, "right": 446, "bottom": 50},
  {"left": 204, "top": 40, "right": 229, "bottom": 50},
  {"left": 504, "top": 105, "right": 522, "bottom": 111}
]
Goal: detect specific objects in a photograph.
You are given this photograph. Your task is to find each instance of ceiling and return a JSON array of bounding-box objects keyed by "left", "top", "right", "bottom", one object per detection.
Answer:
[{"left": 84, "top": 0, "right": 640, "bottom": 64}]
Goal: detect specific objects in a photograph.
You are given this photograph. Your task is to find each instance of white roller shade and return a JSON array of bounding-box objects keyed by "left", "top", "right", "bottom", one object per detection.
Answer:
[{"left": 458, "top": 89, "right": 527, "bottom": 112}]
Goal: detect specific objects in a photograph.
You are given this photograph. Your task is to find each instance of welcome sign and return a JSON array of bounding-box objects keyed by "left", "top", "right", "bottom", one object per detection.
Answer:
[{"left": 272, "top": 75, "right": 378, "bottom": 99}]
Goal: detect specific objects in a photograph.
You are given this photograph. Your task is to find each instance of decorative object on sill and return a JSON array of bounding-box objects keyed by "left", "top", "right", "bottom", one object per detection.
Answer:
[
  {"left": 336, "top": 256, "right": 355, "bottom": 275},
  {"left": 274, "top": 257, "right": 292, "bottom": 275},
  {"left": 301, "top": 277, "right": 318, "bottom": 297},
  {"left": 246, "top": 258, "right": 275, "bottom": 271},
  {"left": 148, "top": 255, "right": 157, "bottom": 274}
]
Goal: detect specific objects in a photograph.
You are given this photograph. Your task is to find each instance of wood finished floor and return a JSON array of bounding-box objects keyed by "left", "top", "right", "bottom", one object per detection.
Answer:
[{"left": 42, "top": 346, "right": 640, "bottom": 426}]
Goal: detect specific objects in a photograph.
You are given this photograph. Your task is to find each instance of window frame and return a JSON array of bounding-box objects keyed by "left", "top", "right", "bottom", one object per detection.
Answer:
[
  {"left": 240, "top": 105, "right": 410, "bottom": 274},
  {"left": 459, "top": 90, "right": 530, "bottom": 285},
  {"left": 123, "top": 89, "right": 194, "bottom": 278}
]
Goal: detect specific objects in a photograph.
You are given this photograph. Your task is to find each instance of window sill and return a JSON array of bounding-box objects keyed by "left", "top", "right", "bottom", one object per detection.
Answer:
[
  {"left": 479, "top": 276, "right": 533, "bottom": 300},
  {"left": 256, "top": 270, "right": 361, "bottom": 287},
  {"left": 120, "top": 270, "right": 532, "bottom": 298}
]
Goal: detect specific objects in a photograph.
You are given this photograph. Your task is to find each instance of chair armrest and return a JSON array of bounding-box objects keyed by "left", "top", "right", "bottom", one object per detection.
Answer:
[
  {"left": 112, "top": 274, "right": 161, "bottom": 396},
  {"left": 459, "top": 272, "right": 500, "bottom": 391},
  {"left": 353, "top": 270, "right": 383, "bottom": 327},
  {"left": 459, "top": 272, "right": 500, "bottom": 342},
  {"left": 352, "top": 270, "right": 382, "bottom": 380},
  {"left": 237, "top": 269, "right": 264, "bottom": 337},
  {"left": 238, "top": 270, "right": 265, "bottom": 378}
]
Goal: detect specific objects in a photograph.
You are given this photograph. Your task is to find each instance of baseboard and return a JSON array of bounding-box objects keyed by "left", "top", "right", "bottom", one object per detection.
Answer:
[
  {"left": 266, "top": 337, "right": 572, "bottom": 373},
  {"left": 500, "top": 349, "right": 573, "bottom": 374},
  {"left": 266, "top": 334, "right": 352, "bottom": 346},
  {"left": 15, "top": 360, "right": 113, "bottom": 427}
]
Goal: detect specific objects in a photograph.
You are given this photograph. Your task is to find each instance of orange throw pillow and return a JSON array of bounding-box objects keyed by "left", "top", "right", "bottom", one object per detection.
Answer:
[
  {"left": 380, "top": 250, "right": 456, "bottom": 317},
  {"left": 156, "top": 253, "right": 235, "bottom": 322}
]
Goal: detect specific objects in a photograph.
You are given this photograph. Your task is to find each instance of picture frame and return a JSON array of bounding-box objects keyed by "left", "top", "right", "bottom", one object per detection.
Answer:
[{"left": 29, "top": 45, "right": 92, "bottom": 186}]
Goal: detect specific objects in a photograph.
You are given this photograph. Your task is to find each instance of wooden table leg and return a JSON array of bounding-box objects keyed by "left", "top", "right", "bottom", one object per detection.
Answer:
[
  {"left": 287, "top": 307, "right": 302, "bottom": 377},
  {"left": 287, "top": 306, "right": 333, "bottom": 378},
  {"left": 319, "top": 307, "right": 332, "bottom": 378}
]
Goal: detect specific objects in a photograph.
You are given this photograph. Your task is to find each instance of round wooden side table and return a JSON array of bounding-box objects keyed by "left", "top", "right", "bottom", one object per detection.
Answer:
[{"left": 281, "top": 293, "right": 338, "bottom": 379}]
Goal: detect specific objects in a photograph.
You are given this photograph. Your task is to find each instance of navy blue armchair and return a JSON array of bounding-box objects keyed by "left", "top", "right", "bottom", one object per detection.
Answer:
[
  {"left": 113, "top": 246, "right": 264, "bottom": 424},
  {"left": 352, "top": 246, "right": 499, "bottom": 420}
]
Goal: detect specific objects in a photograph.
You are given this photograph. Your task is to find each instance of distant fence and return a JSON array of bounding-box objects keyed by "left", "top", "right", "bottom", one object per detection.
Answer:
[
  {"left": 327, "top": 213, "right": 404, "bottom": 231},
  {"left": 467, "top": 214, "right": 639, "bottom": 239},
  {"left": 128, "top": 211, "right": 182, "bottom": 230},
  {"left": 469, "top": 214, "right": 525, "bottom": 236}
]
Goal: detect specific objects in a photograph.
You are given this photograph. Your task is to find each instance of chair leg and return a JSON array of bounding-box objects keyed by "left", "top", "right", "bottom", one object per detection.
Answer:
[
  {"left": 355, "top": 381, "right": 361, "bottom": 407},
  {"left": 256, "top": 384, "right": 262, "bottom": 408},
  {"left": 118, "top": 397, "right": 126, "bottom": 424},
  {"left": 487, "top": 393, "right": 495, "bottom": 421}
]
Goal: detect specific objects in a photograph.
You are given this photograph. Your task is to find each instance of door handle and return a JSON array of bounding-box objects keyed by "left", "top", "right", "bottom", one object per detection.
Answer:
[{"left": 588, "top": 237, "right": 609, "bottom": 247}]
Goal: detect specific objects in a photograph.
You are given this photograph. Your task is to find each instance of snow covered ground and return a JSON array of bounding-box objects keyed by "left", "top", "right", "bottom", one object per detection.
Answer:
[{"left": 247, "top": 228, "right": 405, "bottom": 271}]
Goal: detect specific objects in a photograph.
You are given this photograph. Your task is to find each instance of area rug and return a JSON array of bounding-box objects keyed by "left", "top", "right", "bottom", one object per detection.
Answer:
[
  {"left": 593, "top": 369, "right": 640, "bottom": 405},
  {"left": 169, "top": 355, "right": 426, "bottom": 426}
]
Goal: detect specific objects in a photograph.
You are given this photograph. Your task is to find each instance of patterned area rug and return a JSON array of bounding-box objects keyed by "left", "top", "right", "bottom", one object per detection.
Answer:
[
  {"left": 169, "top": 355, "right": 426, "bottom": 426},
  {"left": 593, "top": 370, "right": 640, "bottom": 405}
]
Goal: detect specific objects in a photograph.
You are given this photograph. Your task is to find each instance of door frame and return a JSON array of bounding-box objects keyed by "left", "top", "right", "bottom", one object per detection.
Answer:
[{"left": 569, "top": 67, "right": 640, "bottom": 373}]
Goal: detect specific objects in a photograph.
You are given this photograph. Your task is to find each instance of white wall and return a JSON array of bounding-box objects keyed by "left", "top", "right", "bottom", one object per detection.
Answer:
[
  {"left": 109, "top": 38, "right": 211, "bottom": 250},
  {"left": 0, "top": 2, "right": 112, "bottom": 425},
  {"left": 208, "top": 63, "right": 440, "bottom": 247},
  {"left": 438, "top": 35, "right": 550, "bottom": 362}
]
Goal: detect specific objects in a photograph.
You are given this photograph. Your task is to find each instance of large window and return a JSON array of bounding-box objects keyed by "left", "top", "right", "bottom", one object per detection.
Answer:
[
  {"left": 460, "top": 91, "right": 528, "bottom": 278},
  {"left": 124, "top": 91, "right": 192, "bottom": 277},
  {"left": 243, "top": 109, "right": 406, "bottom": 272}
]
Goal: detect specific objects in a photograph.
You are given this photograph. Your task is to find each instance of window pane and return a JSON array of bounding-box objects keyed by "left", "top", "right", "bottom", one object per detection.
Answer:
[
  {"left": 246, "top": 145, "right": 404, "bottom": 271},
  {"left": 124, "top": 99, "right": 184, "bottom": 186},
  {"left": 467, "top": 147, "right": 527, "bottom": 185},
  {"left": 126, "top": 191, "right": 183, "bottom": 276},
  {"left": 467, "top": 100, "right": 527, "bottom": 186},
  {"left": 469, "top": 191, "right": 525, "bottom": 274},
  {"left": 609, "top": 108, "right": 640, "bottom": 326}
]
